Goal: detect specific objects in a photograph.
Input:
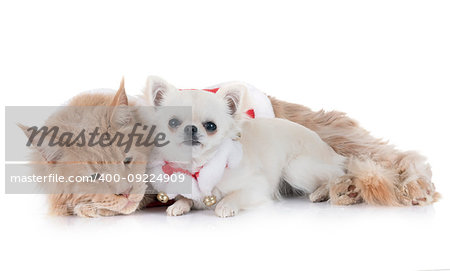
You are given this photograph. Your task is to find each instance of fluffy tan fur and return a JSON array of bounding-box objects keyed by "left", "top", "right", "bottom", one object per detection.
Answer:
[
  {"left": 20, "top": 80, "right": 154, "bottom": 217},
  {"left": 269, "top": 97, "right": 439, "bottom": 206}
]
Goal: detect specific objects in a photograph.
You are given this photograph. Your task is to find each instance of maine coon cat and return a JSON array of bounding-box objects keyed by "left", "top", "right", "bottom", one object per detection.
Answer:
[{"left": 19, "top": 80, "right": 154, "bottom": 217}]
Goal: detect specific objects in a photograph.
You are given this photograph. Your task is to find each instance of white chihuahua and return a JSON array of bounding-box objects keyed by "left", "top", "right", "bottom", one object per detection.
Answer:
[{"left": 143, "top": 76, "right": 346, "bottom": 217}]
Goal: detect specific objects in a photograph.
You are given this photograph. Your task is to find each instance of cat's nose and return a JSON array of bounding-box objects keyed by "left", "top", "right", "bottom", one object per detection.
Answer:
[
  {"left": 184, "top": 125, "right": 198, "bottom": 135},
  {"left": 117, "top": 187, "right": 132, "bottom": 198}
]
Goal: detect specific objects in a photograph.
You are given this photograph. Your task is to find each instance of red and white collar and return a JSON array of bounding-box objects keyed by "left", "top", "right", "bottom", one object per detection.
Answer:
[{"left": 162, "top": 161, "right": 202, "bottom": 181}]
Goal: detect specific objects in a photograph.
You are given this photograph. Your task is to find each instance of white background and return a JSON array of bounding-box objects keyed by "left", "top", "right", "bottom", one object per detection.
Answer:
[{"left": 1, "top": 1, "right": 449, "bottom": 270}]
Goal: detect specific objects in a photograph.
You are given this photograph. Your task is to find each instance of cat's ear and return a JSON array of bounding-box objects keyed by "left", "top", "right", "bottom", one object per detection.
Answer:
[
  {"left": 216, "top": 83, "right": 247, "bottom": 116},
  {"left": 110, "top": 77, "right": 131, "bottom": 126},
  {"left": 143, "top": 76, "right": 176, "bottom": 106},
  {"left": 17, "top": 123, "right": 63, "bottom": 162}
]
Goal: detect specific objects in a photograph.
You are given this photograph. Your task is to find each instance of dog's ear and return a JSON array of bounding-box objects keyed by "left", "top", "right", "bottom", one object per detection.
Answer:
[
  {"left": 216, "top": 83, "right": 247, "bottom": 116},
  {"left": 110, "top": 77, "right": 131, "bottom": 126},
  {"left": 144, "top": 76, "right": 176, "bottom": 106},
  {"left": 17, "top": 123, "right": 63, "bottom": 162}
]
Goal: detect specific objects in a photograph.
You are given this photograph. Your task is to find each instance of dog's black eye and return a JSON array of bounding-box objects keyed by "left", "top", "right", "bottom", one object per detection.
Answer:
[
  {"left": 169, "top": 118, "right": 181, "bottom": 128},
  {"left": 90, "top": 173, "right": 101, "bottom": 180},
  {"left": 203, "top": 122, "right": 217, "bottom": 132},
  {"left": 123, "top": 157, "right": 133, "bottom": 165}
]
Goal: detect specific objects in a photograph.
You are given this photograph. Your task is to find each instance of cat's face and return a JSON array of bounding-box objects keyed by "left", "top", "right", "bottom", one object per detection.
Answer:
[
  {"left": 40, "top": 125, "right": 149, "bottom": 215},
  {"left": 20, "top": 81, "right": 152, "bottom": 216}
]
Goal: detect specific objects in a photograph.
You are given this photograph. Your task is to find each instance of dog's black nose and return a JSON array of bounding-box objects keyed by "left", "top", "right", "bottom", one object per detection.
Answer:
[{"left": 184, "top": 125, "right": 198, "bottom": 135}]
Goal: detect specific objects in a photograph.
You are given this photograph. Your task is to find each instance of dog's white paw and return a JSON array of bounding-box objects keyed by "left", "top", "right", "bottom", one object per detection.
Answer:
[
  {"left": 166, "top": 202, "right": 191, "bottom": 216},
  {"left": 215, "top": 202, "right": 238, "bottom": 218}
]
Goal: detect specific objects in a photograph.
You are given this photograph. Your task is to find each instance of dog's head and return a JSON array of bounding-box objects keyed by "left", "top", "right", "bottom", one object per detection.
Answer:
[{"left": 143, "top": 76, "right": 248, "bottom": 160}]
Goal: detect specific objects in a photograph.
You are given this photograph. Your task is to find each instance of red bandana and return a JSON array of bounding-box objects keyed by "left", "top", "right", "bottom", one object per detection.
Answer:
[{"left": 245, "top": 109, "right": 255, "bottom": 119}]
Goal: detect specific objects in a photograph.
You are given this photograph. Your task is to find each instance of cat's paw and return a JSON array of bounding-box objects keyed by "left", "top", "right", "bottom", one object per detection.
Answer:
[
  {"left": 397, "top": 178, "right": 439, "bottom": 206},
  {"left": 215, "top": 201, "right": 238, "bottom": 218},
  {"left": 166, "top": 200, "right": 191, "bottom": 216},
  {"left": 97, "top": 209, "right": 118, "bottom": 217},
  {"left": 73, "top": 204, "right": 117, "bottom": 218},
  {"left": 330, "top": 177, "right": 363, "bottom": 205},
  {"left": 73, "top": 204, "right": 101, "bottom": 218},
  {"left": 309, "top": 183, "right": 330, "bottom": 203},
  {"left": 396, "top": 151, "right": 439, "bottom": 206}
]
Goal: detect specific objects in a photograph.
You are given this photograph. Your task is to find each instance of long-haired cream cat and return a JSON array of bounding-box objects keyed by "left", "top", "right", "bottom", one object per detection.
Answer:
[{"left": 19, "top": 80, "right": 154, "bottom": 217}]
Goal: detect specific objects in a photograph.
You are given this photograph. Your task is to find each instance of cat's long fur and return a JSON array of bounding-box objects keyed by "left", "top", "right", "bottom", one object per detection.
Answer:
[{"left": 269, "top": 97, "right": 439, "bottom": 206}]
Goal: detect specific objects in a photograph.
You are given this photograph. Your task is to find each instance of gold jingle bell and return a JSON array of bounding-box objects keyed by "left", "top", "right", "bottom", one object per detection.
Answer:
[
  {"left": 203, "top": 195, "right": 217, "bottom": 207},
  {"left": 157, "top": 192, "right": 169, "bottom": 203}
]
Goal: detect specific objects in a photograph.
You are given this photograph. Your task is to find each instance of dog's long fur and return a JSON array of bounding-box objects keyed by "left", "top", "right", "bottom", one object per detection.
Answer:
[
  {"left": 269, "top": 97, "right": 439, "bottom": 206},
  {"left": 212, "top": 117, "right": 347, "bottom": 217},
  {"left": 143, "top": 78, "right": 348, "bottom": 217}
]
